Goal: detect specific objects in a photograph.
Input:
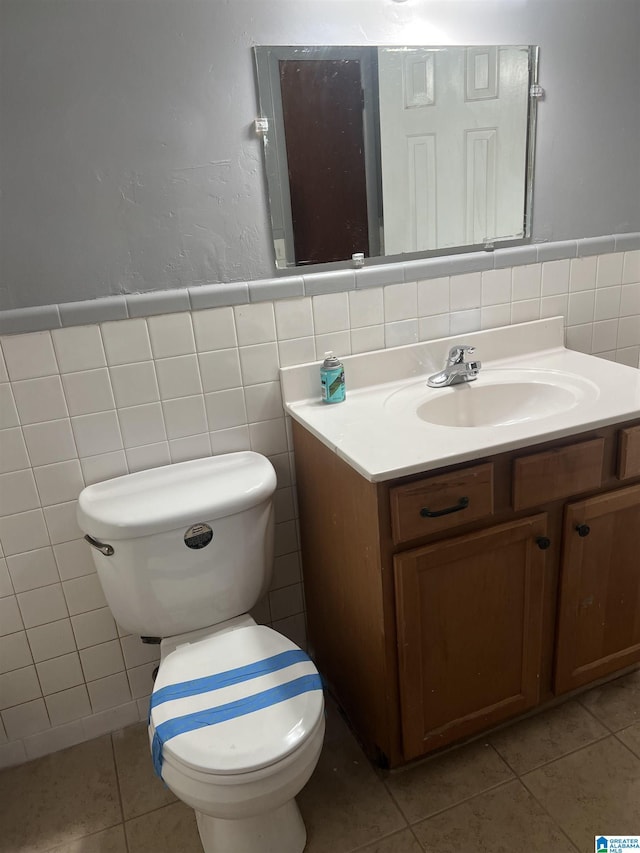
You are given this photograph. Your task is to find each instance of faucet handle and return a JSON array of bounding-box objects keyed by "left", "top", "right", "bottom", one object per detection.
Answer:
[{"left": 447, "top": 344, "right": 475, "bottom": 365}]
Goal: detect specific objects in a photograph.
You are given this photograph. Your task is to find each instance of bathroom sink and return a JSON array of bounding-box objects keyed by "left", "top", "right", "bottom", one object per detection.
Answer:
[
  {"left": 281, "top": 318, "right": 640, "bottom": 480},
  {"left": 384, "top": 369, "right": 599, "bottom": 428}
]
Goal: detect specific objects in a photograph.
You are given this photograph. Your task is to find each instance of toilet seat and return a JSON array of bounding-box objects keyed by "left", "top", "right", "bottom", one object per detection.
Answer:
[{"left": 149, "top": 624, "right": 324, "bottom": 778}]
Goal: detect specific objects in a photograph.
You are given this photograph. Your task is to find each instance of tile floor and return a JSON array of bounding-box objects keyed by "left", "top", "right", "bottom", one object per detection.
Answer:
[{"left": 1, "top": 668, "right": 639, "bottom": 853}]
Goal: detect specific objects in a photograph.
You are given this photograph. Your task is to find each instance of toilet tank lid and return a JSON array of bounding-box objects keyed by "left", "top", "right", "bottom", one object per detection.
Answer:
[{"left": 76, "top": 452, "right": 276, "bottom": 540}]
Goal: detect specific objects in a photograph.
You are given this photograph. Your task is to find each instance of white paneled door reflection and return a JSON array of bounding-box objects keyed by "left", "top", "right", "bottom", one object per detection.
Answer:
[{"left": 379, "top": 46, "right": 530, "bottom": 254}]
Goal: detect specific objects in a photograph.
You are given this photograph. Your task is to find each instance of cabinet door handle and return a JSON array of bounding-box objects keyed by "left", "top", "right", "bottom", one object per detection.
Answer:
[
  {"left": 536, "top": 536, "right": 552, "bottom": 550},
  {"left": 420, "top": 497, "right": 469, "bottom": 518},
  {"left": 575, "top": 524, "right": 591, "bottom": 537}
]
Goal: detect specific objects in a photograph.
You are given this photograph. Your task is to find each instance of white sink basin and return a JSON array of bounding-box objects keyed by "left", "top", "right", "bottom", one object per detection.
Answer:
[
  {"left": 384, "top": 369, "right": 599, "bottom": 428},
  {"left": 281, "top": 318, "right": 640, "bottom": 481}
]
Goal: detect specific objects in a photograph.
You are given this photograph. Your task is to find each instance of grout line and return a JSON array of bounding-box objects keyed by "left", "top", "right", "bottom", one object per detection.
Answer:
[
  {"left": 612, "top": 728, "right": 640, "bottom": 761},
  {"left": 408, "top": 824, "right": 427, "bottom": 852},
  {"left": 575, "top": 694, "right": 618, "bottom": 734},
  {"left": 399, "top": 775, "right": 516, "bottom": 826},
  {"left": 492, "top": 730, "right": 612, "bottom": 779},
  {"left": 345, "top": 826, "right": 412, "bottom": 853},
  {"left": 519, "top": 773, "right": 583, "bottom": 853},
  {"left": 45, "top": 821, "right": 126, "bottom": 853},
  {"left": 512, "top": 724, "right": 630, "bottom": 853},
  {"left": 395, "top": 766, "right": 581, "bottom": 853},
  {"left": 377, "top": 730, "right": 616, "bottom": 853},
  {"left": 378, "top": 742, "right": 518, "bottom": 826},
  {"left": 121, "top": 798, "right": 181, "bottom": 826},
  {"left": 109, "top": 732, "right": 129, "bottom": 853},
  {"left": 515, "top": 731, "right": 612, "bottom": 779}
]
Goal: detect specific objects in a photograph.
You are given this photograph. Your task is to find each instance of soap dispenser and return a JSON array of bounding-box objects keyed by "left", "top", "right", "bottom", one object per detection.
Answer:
[{"left": 320, "top": 352, "right": 346, "bottom": 404}]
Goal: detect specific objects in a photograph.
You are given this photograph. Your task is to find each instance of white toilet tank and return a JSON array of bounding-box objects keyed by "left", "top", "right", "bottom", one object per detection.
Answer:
[{"left": 76, "top": 452, "right": 277, "bottom": 639}]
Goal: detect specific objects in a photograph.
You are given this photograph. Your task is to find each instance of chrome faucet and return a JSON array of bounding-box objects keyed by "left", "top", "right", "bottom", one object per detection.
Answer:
[{"left": 427, "top": 345, "right": 481, "bottom": 388}]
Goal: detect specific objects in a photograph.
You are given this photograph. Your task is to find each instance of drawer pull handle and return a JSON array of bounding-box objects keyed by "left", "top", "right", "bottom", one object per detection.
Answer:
[
  {"left": 420, "top": 497, "right": 469, "bottom": 518},
  {"left": 575, "top": 524, "right": 591, "bottom": 537}
]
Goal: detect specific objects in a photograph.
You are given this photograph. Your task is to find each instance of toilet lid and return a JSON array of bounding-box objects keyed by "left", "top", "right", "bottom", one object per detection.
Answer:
[{"left": 149, "top": 625, "right": 324, "bottom": 777}]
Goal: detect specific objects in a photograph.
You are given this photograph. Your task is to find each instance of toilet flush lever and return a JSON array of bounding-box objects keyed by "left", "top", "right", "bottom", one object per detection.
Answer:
[{"left": 84, "top": 534, "right": 114, "bottom": 557}]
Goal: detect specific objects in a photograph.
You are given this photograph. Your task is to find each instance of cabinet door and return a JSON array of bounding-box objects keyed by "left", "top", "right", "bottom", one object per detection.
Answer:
[
  {"left": 394, "top": 514, "right": 548, "bottom": 760},
  {"left": 555, "top": 483, "right": 640, "bottom": 694}
]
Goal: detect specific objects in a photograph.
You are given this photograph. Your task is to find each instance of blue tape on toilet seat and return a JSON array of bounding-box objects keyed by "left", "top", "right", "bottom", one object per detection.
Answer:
[
  {"left": 150, "top": 649, "right": 323, "bottom": 778},
  {"left": 150, "top": 649, "right": 310, "bottom": 710}
]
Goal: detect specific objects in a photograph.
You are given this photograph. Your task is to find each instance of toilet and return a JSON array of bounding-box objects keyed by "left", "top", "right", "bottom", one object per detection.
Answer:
[{"left": 76, "top": 451, "right": 325, "bottom": 853}]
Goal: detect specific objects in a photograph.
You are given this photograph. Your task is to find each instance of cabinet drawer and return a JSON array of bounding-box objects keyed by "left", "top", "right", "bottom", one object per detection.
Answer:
[
  {"left": 513, "top": 438, "right": 604, "bottom": 510},
  {"left": 618, "top": 426, "right": 640, "bottom": 480},
  {"left": 390, "top": 463, "right": 493, "bottom": 543}
]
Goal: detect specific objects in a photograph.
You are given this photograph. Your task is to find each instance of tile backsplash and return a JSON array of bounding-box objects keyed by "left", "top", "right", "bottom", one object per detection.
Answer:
[{"left": 0, "top": 246, "right": 639, "bottom": 769}]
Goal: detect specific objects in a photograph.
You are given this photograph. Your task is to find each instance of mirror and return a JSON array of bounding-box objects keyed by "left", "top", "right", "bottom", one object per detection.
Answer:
[{"left": 253, "top": 45, "right": 539, "bottom": 270}]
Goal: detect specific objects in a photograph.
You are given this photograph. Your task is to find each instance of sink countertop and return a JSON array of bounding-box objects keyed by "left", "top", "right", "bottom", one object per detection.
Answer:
[{"left": 279, "top": 318, "right": 640, "bottom": 482}]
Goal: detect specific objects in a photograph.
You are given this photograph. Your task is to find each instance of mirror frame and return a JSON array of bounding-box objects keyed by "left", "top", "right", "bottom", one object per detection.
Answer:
[{"left": 254, "top": 44, "right": 541, "bottom": 275}]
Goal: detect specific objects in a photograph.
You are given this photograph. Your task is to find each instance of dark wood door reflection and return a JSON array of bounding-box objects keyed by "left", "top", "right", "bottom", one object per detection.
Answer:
[{"left": 279, "top": 59, "right": 370, "bottom": 265}]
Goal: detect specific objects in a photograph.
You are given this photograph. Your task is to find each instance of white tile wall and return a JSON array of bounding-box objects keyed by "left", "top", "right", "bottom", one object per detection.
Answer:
[
  {"left": 239, "top": 342, "right": 280, "bottom": 385},
  {"left": 162, "top": 395, "right": 208, "bottom": 439},
  {"left": 3, "top": 699, "right": 50, "bottom": 740},
  {"left": 570, "top": 256, "right": 597, "bottom": 291},
  {"left": 156, "top": 355, "right": 203, "bottom": 400},
  {"left": 2, "top": 332, "right": 58, "bottom": 381},
  {"left": 0, "top": 595, "right": 25, "bottom": 637},
  {"left": 384, "top": 281, "right": 418, "bottom": 321},
  {"left": 118, "top": 402, "right": 166, "bottom": 447},
  {"left": 80, "top": 451, "right": 128, "bottom": 486},
  {"left": 0, "top": 249, "right": 639, "bottom": 769},
  {"left": 0, "top": 631, "right": 33, "bottom": 673},
  {"left": 27, "top": 619, "right": 77, "bottom": 662},
  {"left": 169, "top": 433, "right": 211, "bottom": 464},
  {"left": 192, "top": 306, "right": 237, "bottom": 350},
  {"left": 126, "top": 441, "right": 171, "bottom": 473},
  {"left": 623, "top": 251, "right": 640, "bottom": 283},
  {"left": 45, "top": 685, "right": 92, "bottom": 726},
  {"left": 596, "top": 253, "right": 624, "bottom": 287},
  {"left": 17, "top": 584, "right": 68, "bottom": 628},
  {"left": 52, "top": 325, "right": 107, "bottom": 373},
  {"left": 22, "top": 419, "right": 77, "bottom": 468},
  {"left": 0, "top": 385, "right": 19, "bottom": 431},
  {"left": 36, "top": 651, "right": 84, "bottom": 695},
  {"left": 33, "top": 460, "right": 85, "bottom": 506},
  {"left": 79, "top": 639, "right": 125, "bottom": 682},
  {"left": 147, "top": 313, "right": 196, "bottom": 358},
  {"left": 275, "top": 298, "right": 314, "bottom": 340},
  {"left": 61, "top": 368, "right": 115, "bottom": 416},
  {"left": 0, "top": 666, "right": 42, "bottom": 709},
  {"left": 12, "top": 376, "right": 68, "bottom": 424},
  {"left": 101, "top": 319, "right": 152, "bottom": 365},
  {"left": 312, "top": 292, "right": 350, "bottom": 335},
  {"left": 70, "top": 607, "right": 118, "bottom": 650},
  {"left": 0, "top": 427, "right": 29, "bottom": 473},
  {"left": 86, "top": 671, "right": 131, "bottom": 713},
  {"left": 450, "top": 273, "right": 481, "bottom": 311},
  {"left": 234, "top": 303, "right": 276, "bottom": 346},
  {"left": 0, "top": 560, "right": 12, "bottom": 599},
  {"left": 24, "top": 719, "right": 86, "bottom": 759},
  {"left": 7, "top": 547, "right": 59, "bottom": 593}
]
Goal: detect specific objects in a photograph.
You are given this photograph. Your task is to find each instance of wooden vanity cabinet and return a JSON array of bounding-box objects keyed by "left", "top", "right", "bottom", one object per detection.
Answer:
[
  {"left": 291, "top": 417, "right": 640, "bottom": 768},
  {"left": 554, "top": 482, "right": 640, "bottom": 694},
  {"left": 618, "top": 425, "right": 640, "bottom": 479},
  {"left": 395, "top": 513, "right": 548, "bottom": 760}
]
